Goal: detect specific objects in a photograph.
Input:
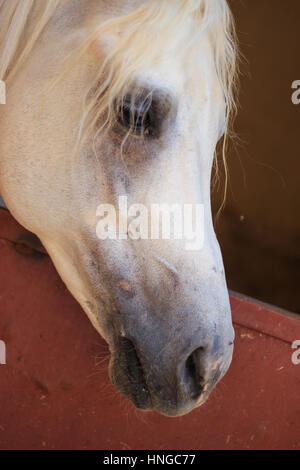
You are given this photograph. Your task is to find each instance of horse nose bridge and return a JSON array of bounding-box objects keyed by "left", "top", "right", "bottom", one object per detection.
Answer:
[
  {"left": 125, "top": 315, "right": 208, "bottom": 354},
  {"left": 121, "top": 302, "right": 229, "bottom": 357}
]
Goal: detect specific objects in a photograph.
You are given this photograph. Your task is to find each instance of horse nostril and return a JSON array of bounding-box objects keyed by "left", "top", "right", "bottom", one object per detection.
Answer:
[{"left": 185, "top": 347, "right": 206, "bottom": 400}]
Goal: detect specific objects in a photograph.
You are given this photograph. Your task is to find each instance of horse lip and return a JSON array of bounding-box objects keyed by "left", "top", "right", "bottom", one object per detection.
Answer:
[
  {"left": 110, "top": 362, "right": 152, "bottom": 410},
  {"left": 109, "top": 338, "right": 152, "bottom": 410}
]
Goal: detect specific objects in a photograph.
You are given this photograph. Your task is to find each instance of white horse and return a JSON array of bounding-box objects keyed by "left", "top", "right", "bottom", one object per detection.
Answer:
[{"left": 0, "top": 0, "right": 238, "bottom": 417}]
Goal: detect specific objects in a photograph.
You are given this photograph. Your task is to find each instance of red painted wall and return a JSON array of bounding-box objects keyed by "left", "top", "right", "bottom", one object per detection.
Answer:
[{"left": 0, "top": 209, "right": 300, "bottom": 450}]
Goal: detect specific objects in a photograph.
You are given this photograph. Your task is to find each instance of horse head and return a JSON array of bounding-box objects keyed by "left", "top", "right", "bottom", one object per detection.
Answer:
[{"left": 0, "top": 0, "right": 237, "bottom": 416}]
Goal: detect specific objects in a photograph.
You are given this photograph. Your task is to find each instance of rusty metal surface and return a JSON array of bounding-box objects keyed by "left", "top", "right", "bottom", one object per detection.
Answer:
[{"left": 0, "top": 208, "right": 300, "bottom": 450}]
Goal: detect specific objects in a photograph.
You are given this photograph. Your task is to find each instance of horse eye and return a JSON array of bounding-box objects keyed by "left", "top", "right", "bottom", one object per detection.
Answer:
[{"left": 115, "top": 98, "right": 153, "bottom": 137}]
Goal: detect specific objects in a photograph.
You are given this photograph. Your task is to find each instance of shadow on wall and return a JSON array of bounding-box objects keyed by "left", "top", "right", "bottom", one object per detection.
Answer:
[{"left": 212, "top": 0, "right": 300, "bottom": 313}]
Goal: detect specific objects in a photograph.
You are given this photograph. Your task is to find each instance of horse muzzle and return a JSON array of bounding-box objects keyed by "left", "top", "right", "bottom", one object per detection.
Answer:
[{"left": 109, "top": 330, "right": 234, "bottom": 417}]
